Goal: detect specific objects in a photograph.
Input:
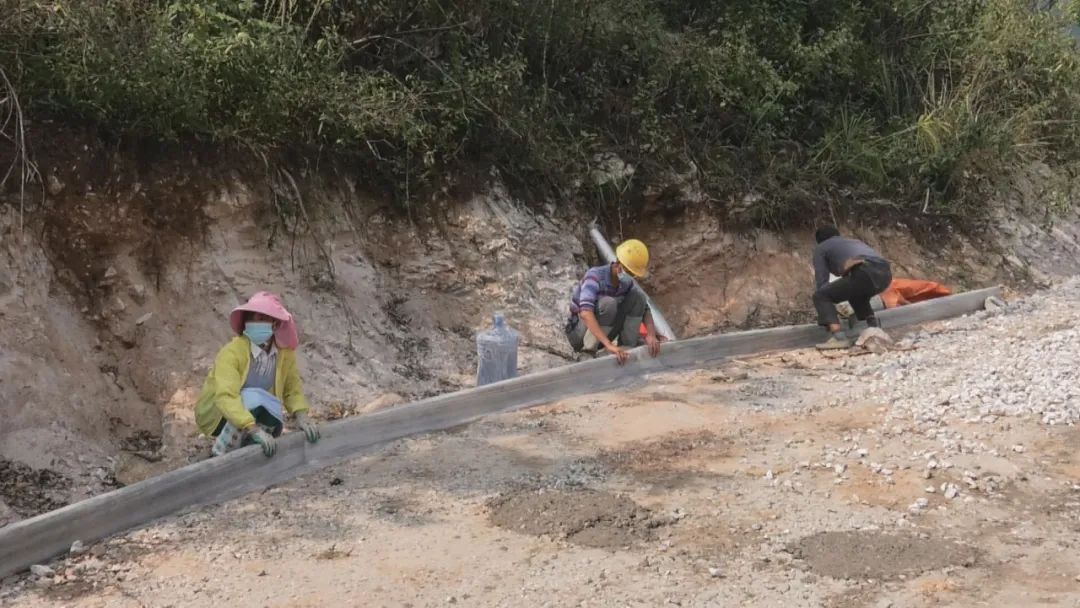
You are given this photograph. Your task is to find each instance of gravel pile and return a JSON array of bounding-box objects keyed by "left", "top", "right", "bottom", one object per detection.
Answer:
[{"left": 852, "top": 279, "right": 1080, "bottom": 440}]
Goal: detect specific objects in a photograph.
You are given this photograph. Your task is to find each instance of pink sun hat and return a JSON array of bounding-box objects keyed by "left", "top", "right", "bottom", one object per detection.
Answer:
[{"left": 229, "top": 291, "right": 300, "bottom": 349}]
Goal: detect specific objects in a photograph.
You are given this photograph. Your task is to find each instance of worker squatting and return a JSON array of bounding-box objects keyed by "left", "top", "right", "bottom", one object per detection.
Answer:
[{"left": 196, "top": 226, "right": 889, "bottom": 457}]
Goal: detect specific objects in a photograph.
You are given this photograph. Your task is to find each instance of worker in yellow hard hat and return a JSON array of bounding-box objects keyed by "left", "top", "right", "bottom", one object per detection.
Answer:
[{"left": 565, "top": 239, "right": 662, "bottom": 364}]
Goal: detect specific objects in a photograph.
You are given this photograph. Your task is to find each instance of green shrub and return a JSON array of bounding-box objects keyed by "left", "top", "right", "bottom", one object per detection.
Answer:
[{"left": 2, "top": 0, "right": 1079, "bottom": 219}]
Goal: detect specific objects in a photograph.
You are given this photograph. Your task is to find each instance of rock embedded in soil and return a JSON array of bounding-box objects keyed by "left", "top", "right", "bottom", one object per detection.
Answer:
[{"left": 908, "top": 498, "right": 929, "bottom": 513}]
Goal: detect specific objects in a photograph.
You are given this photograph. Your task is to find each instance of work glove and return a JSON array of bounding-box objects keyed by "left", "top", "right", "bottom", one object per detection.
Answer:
[
  {"left": 248, "top": 427, "right": 277, "bottom": 457},
  {"left": 294, "top": 411, "right": 320, "bottom": 444}
]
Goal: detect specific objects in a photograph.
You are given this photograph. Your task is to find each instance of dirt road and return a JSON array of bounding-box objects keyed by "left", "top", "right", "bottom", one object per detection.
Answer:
[{"left": 3, "top": 282, "right": 1080, "bottom": 607}]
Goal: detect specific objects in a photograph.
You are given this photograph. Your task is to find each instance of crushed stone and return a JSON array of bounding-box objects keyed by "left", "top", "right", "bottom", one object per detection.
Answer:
[{"left": 851, "top": 279, "right": 1080, "bottom": 446}]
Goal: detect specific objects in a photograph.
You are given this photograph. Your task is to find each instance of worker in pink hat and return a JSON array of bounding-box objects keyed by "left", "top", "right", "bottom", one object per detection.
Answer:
[{"left": 193, "top": 291, "right": 320, "bottom": 457}]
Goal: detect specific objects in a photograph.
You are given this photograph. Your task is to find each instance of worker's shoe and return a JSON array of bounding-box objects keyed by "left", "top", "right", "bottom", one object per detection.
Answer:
[
  {"left": 855, "top": 327, "right": 893, "bottom": 354},
  {"left": 816, "top": 334, "right": 853, "bottom": 350}
]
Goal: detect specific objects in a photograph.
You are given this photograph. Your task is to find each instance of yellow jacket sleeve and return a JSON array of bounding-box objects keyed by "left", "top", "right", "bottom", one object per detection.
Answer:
[
  {"left": 212, "top": 342, "right": 257, "bottom": 430},
  {"left": 280, "top": 350, "right": 311, "bottom": 416}
]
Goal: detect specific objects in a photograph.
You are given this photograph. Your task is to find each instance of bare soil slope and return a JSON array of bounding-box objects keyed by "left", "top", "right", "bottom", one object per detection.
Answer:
[
  {"left": 2, "top": 281, "right": 1079, "bottom": 607},
  {"left": 2, "top": 138, "right": 1079, "bottom": 530}
]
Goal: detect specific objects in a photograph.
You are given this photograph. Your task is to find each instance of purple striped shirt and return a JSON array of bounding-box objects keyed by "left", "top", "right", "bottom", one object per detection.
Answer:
[{"left": 569, "top": 264, "right": 636, "bottom": 318}]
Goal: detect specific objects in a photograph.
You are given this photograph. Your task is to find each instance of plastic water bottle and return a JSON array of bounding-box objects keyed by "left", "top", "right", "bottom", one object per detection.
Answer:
[{"left": 476, "top": 313, "right": 519, "bottom": 387}]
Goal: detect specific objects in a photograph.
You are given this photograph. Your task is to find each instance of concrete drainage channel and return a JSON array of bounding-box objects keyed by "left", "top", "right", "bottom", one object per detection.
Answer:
[{"left": 0, "top": 286, "right": 1002, "bottom": 578}]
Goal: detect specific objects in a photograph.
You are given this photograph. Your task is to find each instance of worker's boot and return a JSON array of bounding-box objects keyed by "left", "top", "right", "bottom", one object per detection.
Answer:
[{"left": 816, "top": 332, "right": 853, "bottom": 350}]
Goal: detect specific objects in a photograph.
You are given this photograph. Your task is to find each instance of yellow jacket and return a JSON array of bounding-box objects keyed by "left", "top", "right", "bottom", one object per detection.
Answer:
[{"left": 194, "top": 336, "right": 311, "bottom": 436}]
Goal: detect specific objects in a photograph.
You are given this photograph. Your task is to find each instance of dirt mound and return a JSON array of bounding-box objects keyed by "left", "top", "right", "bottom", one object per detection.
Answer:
[
  {"left": 788, "top": 531, "right": 979, "bottom": 580},
  {"left": 0, "top": 458, "right": 71, "bottom": 518},
  {"left": 488, "top": 488, "right": 661, "bottom": 548}
]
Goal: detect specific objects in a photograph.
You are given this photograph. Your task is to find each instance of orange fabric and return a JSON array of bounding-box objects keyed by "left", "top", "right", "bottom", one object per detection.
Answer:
[{"left": 880, "top": 279, "right": 951, "bottom": 309}]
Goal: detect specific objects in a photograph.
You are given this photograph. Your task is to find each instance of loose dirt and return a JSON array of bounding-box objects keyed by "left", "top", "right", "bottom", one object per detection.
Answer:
[
  {"left": 788, "top": 531, "right": 979, "bottom": 580},
  {"left": 488, "top": 488, "right": 660, "bottom": 548},
  {"left": 0, "top": 459, "right": 70, "bottom": 519},
  {"left": 596, "top": 430, "right": 730, "bottom": 467}
]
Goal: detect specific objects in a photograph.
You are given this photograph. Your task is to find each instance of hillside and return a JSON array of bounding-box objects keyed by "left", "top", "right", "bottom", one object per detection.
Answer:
[
  {"left": 4, "top": 0, "right": 1080, "bottom": 220},
  {"left": 2, "top": 3, "right": 1080, "bottom": 604}
]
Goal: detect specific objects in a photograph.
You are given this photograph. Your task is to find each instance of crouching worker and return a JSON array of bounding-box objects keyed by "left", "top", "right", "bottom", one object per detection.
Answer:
[
  {"left": 566, "top": 239, "right": 662, "bottom": 365},
  {"left": 194, "top": 292, "right": 320, "bottom": 457},
  {"left": 811, "top": 226, "right": 893, "bottom": 350}
]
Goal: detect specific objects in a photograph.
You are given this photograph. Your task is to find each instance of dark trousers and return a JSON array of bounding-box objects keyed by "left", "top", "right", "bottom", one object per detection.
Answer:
[
  {"left": 210, "top": 406, "right": 284, "bottom": 438},
  {"left": 566, "top": 288, "right": 648, "bottom": 351},
  {"left": 813, "top": 258, "right": 893, "bottom": 327}
]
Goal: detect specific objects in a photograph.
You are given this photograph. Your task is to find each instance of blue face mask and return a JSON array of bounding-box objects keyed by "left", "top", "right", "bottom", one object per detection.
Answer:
[
  {"left": 618, "top": 270, "right": 634, "bottom": 287},
  {"left": 244, "top": 322, "right": 274, "bottom": 346}
]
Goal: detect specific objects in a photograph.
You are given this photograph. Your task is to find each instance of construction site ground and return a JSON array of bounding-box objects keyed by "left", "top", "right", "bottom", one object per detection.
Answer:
[{"left": 3, "top": 281, "right": 1080, "bottom": 608}]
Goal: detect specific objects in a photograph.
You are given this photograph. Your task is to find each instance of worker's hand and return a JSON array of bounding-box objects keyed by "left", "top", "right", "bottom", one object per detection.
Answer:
[
  {"left": 248, "top": 427, "right": 277, "bottom": 458},
  {"left": 605, "top": 343, "right": 630, "bottom": 365},
  {"left": 294, "top": 411, "right": 320, "bottom": 444},
  {"left": 645, "top": 334, "right": 661, "bottom": 358}
]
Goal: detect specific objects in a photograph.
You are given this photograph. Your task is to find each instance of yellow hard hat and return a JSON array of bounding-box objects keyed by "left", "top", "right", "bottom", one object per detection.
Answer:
[{"left": 615, "top": 239, "right": 650, "bottom": 278}]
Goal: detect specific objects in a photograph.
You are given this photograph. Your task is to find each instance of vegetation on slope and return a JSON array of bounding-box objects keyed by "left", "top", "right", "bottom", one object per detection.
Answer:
[{"left": 2, "top": 0, "right": 1080, "bottom": 222}]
